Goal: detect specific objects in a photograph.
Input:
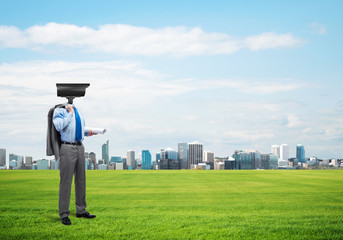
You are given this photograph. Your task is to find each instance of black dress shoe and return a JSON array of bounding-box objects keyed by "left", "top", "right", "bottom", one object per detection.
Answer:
[
  {"left": 61, "top": 217, "right": 71, "bottom": 225},
  {"left": 76, "top": 212, "right": 96, "bottom": 218}
]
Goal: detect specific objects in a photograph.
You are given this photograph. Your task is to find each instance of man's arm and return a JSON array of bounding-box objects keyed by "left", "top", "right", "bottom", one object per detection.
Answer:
[
  {"left": 86, "top": 129, "right": 96, "bottom": 136},
  {"left": 53, "top": 106, "right": 74, "bottom": 132},
  {"left": 85, "top": 129, "right": 96, "bottom": 136}
]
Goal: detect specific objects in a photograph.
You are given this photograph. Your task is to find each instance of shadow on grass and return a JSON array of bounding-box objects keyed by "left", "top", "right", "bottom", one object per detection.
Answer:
[{"left": 44, "top": 214, "right": 60, "bottom": 223}]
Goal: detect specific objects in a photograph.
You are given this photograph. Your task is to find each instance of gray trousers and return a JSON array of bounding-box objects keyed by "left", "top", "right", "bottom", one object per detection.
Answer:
[{"left": 59, "top": 143, "right": 87, "bottom": 218}]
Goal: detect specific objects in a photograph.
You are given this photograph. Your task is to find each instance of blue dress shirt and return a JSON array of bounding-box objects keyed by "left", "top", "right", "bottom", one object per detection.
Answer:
[{"left": 53, "top": 106, "right": 90, "bottom": 143}]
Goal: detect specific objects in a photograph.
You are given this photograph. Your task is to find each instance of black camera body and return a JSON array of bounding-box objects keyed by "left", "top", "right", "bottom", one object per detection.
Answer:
[{"left": 56, "top": 83, "right": 90, "bottom": 104}]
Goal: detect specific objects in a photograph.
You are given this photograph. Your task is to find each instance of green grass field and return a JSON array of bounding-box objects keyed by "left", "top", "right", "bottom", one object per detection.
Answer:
[{"left": 0, "top": 170, "right": 342, "bottom": 239}]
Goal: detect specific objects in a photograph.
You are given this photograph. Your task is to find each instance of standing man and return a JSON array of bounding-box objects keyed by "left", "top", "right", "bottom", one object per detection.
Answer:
[{"left": 53, "top": 104, "right": 96, "bottom": 225}]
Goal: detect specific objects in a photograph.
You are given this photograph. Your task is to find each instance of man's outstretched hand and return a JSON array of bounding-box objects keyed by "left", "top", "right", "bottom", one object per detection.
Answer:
[{"left": 88, "top": 130, "right": 98, "bottom": 136}]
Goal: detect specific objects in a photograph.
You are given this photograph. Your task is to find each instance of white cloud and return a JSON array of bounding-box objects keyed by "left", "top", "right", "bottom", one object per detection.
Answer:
[
  {"left": 206, "top": 79, "right": 305, "bottom": 94},
  {"left": 245, "top": 32, "right": 303, "bottom": 51},
  {"left": 0, "top": 23, "right": 303, "bottom": 56},
  {"left": 0, "top": 26, "right": 27, "bottom": 48},
  {"left": 0, "top": 61, "right": 305, "bottom": 101},
  {"left": 324, "top": 127, "right": 343, "bottom": 140},
  {"left": 286, "top": 114, "right": 306, "bottom": 128},
  {"left": 0, "top": 60, "right": 328, "bottom": 160},
  {"left": 181, "top": 115, "right": 198, "bottom": 120},
  {"left": 225, "top": 131, "right": 274, "bottom": 141}
]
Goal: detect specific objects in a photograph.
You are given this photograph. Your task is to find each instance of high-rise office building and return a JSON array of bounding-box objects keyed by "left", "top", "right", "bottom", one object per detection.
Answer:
[
  {"left": 280, "top": 144, "right": 289, "bottom": 161},
  {"left": 20, "top": 156, "right": 25, "bottom": 169},
  {"left": 178, "top": 143, "right": 188, "bottom": 169},
  {"left": 89, "top": 152, "right": 96, "bottom": 169},
  {"left": 127, "top": 150, "right": 135, "bottom": 170},
  {"left": 234, "top": 151, "right": 252, "bottom": 169},
  {"left": 251, "top": 151, "right": 262, "bottom": 169},
  {"left": 188, "top": 142, "right": 203, "bottom": 169},
  {"left": 84, "top": 152, "right": 90, "bottom": 170},
  {"left": 0, "top": 148, "right": 6, "bottom": 166},
  {"left": 121, "top": 157, "right": 127, "bottom": 169},
  {"left": 224, "top": 158, "right": 236, "bottom": 170},
  {"left": 271, "top": 145, "right": 280, "bottom": 158},
  {"left": 203, "top": 151, "right": 214, "bottom": 162},
  {"left": 269, "top": 154, "right": 279, "bottom": 169},
  {"left": 37, "top": 159, "right": 49, "bottom": 170},
  {"left": 85, "top": 159, "right": 89, "bottom": 170},
  {"left": 261, "top": 154, "right": 270, "bottom": 169},
  {"left": 9, "top": 160, "right": 17, "bottom": 169},
  {"left": 110, "top": 156, "right": 122, "bottom": 163},
  {"left": 9, "top": 154, "right": 23, "bottom": 169},
  {"left": 160, "top": 148, "right": 178, "bottom": 169},
  {"left": 25, "top": 156, "right": 33, "bottom": 169},
  {"left": 261, "top": 153, "right": 278, "bottom": 169},
  {"left": 233, "top": 150, "right": 261, "bottom": 169},
  {"left": 102, "top": 140, "right": 109, "bottom": 164},
  {"left": 296, "top": 144, "right": 306, "bottom": 163},
  {"left": 142, "top": 150, "right": 152, "bottom": 170},
  {"left": 279, "top": 144, "right": 289, "bottom": 167},
  {"left": 89, "top": 152, "right": 96, "bottom": 161}
]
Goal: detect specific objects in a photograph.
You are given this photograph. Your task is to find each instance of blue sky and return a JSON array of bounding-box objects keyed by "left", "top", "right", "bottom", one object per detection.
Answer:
[{"left": 0, "top": 0, "right": 342, "bottom": 164}]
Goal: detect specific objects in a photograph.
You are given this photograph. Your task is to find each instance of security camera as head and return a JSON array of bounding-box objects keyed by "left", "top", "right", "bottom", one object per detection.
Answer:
[{"left": 56, "top": 83, "right": 90, "bottom": 104}]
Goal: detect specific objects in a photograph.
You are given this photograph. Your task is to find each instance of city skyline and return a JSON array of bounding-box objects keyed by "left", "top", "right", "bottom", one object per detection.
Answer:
[
  {"left": 0, "top": 139, "right": 335, "bottom": 167},
  {"left": 1, "top": 141, "right": 338, "bottom": 169},
  {"left": 1, "top": 1, "right": 342, "bottom": 160},
  {"left": 3, "top": 140, "right": 341, "bottom": 170}
]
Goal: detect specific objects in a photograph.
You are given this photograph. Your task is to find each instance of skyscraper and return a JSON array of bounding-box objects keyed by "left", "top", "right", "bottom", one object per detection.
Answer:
[
  {"left": 102, "top": 140, "right": 109, "bottom": 164},
  {"left": 0, "top": 148, "right": 6, "bottom": 167},
  {"left": 261, "top": 153, "right": 278, "bottom": 169},
  {"left": 127, "top": 150, "right": 135, "bottom": 170},
  {"left": 233, "top": 150, "right": 251, "bottom": 169},
  {"left": 9, "top": 160, "right": 17, "bottom": 169},
  {"left": 261, "top": 154, "right": 271, "bottom": 169},
  {"left": 296, "top": 144, "right": 306, "bottom": 163},
  {"left": 25, "top": 156, "right": 33, "bottom": 169},
  {"left": 142, "top": 150, "right": 152, "bottom": 170},
  {"left": 271, "top": 145, "right": 280, "bottom": 158},
  {"left": 188, "top": 142, "right": 203, "bottom": 169},
  {"left": 233, "top": 150, "right": 261, "bottom": 169},
  {"left": 89, "top": 152, "right": 96, "bottom": 169},
  {"left": 203, "top": 151, "right": 214, "bottom": 162},
  {"left": 160, "top": 148, "right": 178, "bottom": 169},
  {"left": 110, "top": 156, "right": 122, "bottom": 163},
  {"left": 37, "top": 159, "right": 49, "bottom": 170},
  {"left": 269, "top": 154, "right": 279, "bottom": 169},
  {"left": 280, "top": 144, "right": 289, "bottom": 161},
  {"left": 178, "top": 143, "right": 188, "bottom": 169},
  {"left": 9, "top": 154, "right": 23, "bottom": 169},
  {"left": 279, "top": 144, "right": 289, "bottom": 167},
  {"left": 121, "top": 157, "right": 127, "bottom": 169}
]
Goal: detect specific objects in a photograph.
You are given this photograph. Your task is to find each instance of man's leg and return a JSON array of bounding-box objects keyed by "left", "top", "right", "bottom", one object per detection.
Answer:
[
  {"left": 59, "top": 144, "right": 77, "bottom": 219},
  {"left": 75, "top": 144, "right": 87, "bottom": 215}
]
